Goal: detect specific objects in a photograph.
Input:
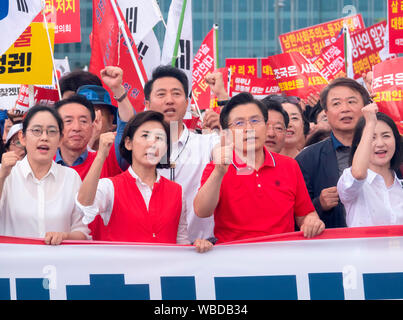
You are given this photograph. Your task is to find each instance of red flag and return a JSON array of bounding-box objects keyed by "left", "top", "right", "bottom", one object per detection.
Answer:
[
  {"left": 268, "top": 52, "right": 328, "bottom": 100},
  {"left": 90, "top": 0, "right": 147, "bottom": 113},
  {"left": 191, "top": 27, "right": 217, "bottom": 110},
  {"left": 372, "top": 57, "right": 403, "bottom": 134}
]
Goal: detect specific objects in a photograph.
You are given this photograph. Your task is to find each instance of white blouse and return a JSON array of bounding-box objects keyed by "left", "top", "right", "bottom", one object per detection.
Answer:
[
  {"left": 0, "top": 156, "right": 90, "bottom": 239},
  {"left": 337, "top": 167, "right": 403, "bottom": 227}
]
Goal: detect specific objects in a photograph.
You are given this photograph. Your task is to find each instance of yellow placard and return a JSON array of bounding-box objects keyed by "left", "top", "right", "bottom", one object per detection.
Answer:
[{"left": 0, "top": 22, "right": 55, "bottom": 85}]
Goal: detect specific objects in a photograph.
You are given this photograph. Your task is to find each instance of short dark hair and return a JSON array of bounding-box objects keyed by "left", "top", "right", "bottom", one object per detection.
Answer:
[
  {"left": 59, "top": 71, "right": 102, "bottom": 96},
  {"left": 320, "top": 77, "right": 371, "bottom": 111},
  {"left": 350, "top": 112, "right": 402, "bottom": 171},
  {"left": 54, "top": 94, "right": 96, "bottom": 122},
  {"left": 261, "top": 96, "right": 290, "bottom": 128},
  {"left": 220, "top": 92, "right": 268, "bottom": 129},
  {"left": 119, "top": 111, "right": 171, "bottom": 169},
  {"left": 144, "top": 65, "right": 189, "bottom": 100},
  {"left": 22, "top": 105, "right": 64, "bottom": 136}
]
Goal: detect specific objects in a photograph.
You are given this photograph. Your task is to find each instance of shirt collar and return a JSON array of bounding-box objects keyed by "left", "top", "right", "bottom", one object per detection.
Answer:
[
  {"left": 232, "top": 147, "right": 276, "bottom": 169},
  {"left": 55, "top": 148, "right": 88, "bottom": 166},
  {"left": 177, "top": 124, "right": 190, "bottom": 147},
  {"left": 128, "top": 166, "right": 161, "bottom": 184},
  {"left": 367, "top": 168, "right": 401, "bottom": 187},
  {"left": 330, "top": 131, "right": 348, "bottom": 150},
  {"left": 20, "top": 156, "right": 58, "bottom": 181}
]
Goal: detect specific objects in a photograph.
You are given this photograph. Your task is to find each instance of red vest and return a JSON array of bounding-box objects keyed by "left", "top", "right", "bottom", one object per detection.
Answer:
[{"left": 102, "top": 170, "right": 182, "bottom": 243}]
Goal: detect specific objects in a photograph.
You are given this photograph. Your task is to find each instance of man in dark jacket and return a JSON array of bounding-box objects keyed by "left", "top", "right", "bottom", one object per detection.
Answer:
[{"left": 296, "top": 78, "right": 372, "bottom": 228}]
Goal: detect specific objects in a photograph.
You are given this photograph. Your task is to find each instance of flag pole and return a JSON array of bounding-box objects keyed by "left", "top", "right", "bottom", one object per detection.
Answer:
[
  {"left": 40, "top": 1, "right": 62, "bottom": 99},
  {"left": 171, "top": 0, "right": 188, "bottom": 66},
  {"left": 110, "top": 0, "right": 146, "bottom": 88}
]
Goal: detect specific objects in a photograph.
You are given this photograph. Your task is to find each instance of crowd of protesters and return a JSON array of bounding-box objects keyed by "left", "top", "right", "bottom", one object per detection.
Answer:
[{"left": 0, "top": 64, "right": 402, "bottom": 250}]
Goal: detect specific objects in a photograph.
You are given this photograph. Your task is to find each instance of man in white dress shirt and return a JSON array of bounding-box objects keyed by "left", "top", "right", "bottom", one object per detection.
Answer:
[{"left": 143, "top": 66, "right": 227, "bottom": 243}]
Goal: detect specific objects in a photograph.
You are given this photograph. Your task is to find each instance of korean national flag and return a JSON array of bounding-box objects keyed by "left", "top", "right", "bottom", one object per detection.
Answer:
[{"left": 0, "top": 0, "right": 43, "bottom": 56}]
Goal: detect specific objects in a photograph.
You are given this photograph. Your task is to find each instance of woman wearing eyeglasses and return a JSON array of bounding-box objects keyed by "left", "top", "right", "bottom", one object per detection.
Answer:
[{"left": 0, "top": 105, "right": 90, "bottom": 245}]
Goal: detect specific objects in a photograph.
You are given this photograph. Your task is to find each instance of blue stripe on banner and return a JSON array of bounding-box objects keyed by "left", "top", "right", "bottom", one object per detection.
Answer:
[
  {"left": 0, "top": 279, "right": 10, "bottom": 300},
  {"left": 308, "top": 273, "right": 345, "bottom": 300},
  {"left": 16, "top": 278, "right": 49, "bottom": 300},
  {"left": 66, "top": 274, "right": 150, "bottom": 300},
  {"left": 214, "top": 275, "right": 298, "bottom": 300},
  {"left": 161, "top": 276, "right": 196, "bottom": 300},
  {"left": 363, "top": 272, "right": 403, "bottom": 300}
]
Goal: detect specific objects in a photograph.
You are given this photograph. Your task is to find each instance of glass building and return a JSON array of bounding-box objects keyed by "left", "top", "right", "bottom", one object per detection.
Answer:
[{"left": 55, "top": 0, "right": 389, "bottom": 70}]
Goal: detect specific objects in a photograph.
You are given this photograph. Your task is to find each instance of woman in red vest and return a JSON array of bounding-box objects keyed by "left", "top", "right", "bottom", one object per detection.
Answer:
[{"left": 76, "top": 111, "right": 212, "bottom": 252}]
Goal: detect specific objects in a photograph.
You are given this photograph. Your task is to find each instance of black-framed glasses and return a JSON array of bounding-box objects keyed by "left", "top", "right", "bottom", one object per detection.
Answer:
[{"left": 27, "top": 127, "right": 60, "bottom": 137}]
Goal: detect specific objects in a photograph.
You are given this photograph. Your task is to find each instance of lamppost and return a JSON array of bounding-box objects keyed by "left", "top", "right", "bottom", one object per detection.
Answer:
[{"left": 274, "top": 0, "right": 285, "bottom": 53}]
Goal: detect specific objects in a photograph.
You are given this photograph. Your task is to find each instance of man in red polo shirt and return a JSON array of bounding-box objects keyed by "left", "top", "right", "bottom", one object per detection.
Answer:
[{"left": 194, "top": 92, "right": 325, "bottom": 243}]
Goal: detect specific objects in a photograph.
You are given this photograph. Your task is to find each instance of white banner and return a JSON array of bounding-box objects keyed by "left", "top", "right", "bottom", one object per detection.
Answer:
[
  {"left": 1, "top": 227, "right": 403, "bottom": 300},
  {"left": 0, "top": 84, "right": 19, "bottom": 110}
]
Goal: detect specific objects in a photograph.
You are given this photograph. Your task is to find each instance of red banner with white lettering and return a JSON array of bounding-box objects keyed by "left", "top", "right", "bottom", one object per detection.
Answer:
[
  {"left": 191, "top": 27, "right": 216, "bottom": 110},
  {"left": 90, "top": 0, "right": 147, "bottom": 113},
  {"left": 15, "top": 85, "right": 60, "bottom": 114},
  {"left": 268, "top": 52, "right": 328, "bottom": 100},
  {"left": 388, "top": 0, "right": 403, "bottom": 54},
  {"left": 229, "top": 75, "right": 280, "bottom": 98},
  {"left": 312, "top": 33, "right": 345, "bottom": 82},
  {"left": 279, "top": 14, "right": 365, "bottom": 59},
  {"left": 372, "top": 57, "right": 403, "bottom": 134}
]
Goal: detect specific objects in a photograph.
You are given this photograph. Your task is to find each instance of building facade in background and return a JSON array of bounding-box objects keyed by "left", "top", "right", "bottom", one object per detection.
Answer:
[{"left": 55, "top": 0, "right": 388, "bottom": 70}]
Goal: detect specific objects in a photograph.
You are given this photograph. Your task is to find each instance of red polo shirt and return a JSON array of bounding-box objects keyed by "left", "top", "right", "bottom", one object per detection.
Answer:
[{"left": 200, "top": 148, "right": 315, "bottom": 243}]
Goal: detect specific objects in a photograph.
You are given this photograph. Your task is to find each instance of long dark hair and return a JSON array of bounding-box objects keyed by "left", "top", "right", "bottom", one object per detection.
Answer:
[
  {"left": 119, "top": 111, "right": 171, "bottom": 169},
  {"left": 350, "top": 112, "right": 402, "bottom": 171}
]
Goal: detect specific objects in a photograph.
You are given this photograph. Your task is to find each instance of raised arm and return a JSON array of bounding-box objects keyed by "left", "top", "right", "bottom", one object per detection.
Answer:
[
  {"left": 351, "top": 103, "right": 378, "bottom": 180},
  {"left": 194, "top": 134, "right": 233, "bottom": 218},
  {"left": 101, "top": 66, "right": 135, "bottom": 122},
  {"left": 77, "top": 132, "right": 116, "bottom": 206},
  {"left": 0, "top": 151, "right": 19, "bottom": 200}
]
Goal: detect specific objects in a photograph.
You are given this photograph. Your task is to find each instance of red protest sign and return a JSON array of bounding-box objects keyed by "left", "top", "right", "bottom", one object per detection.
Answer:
[
  {"left": 268, "top": 52, "right": 328, "bottom": 100},
  {"left": 388, "top": 0, "right": 403, "bottom": 54},
  {"left": 229, "top": 75, "right": 280, "bottom": 98},
  {"left": 37, "top": 0, "right": 81, "bottom": 44},
  {"left": 191, "top": 27, "right": 216, "bottom": 110},
  {"left": 15, "top": 85, "right": 60, "bottom": 114},
  {"left": 279, "top": 14, "right": 365, "bottom": 59},
  {"left": 372, "top": 57, "right": 403, "bottom": 134},
  {"left": 261, "top": 58, "right": 276, "bottom": 79},
  {"left": 312, "top": 34, "right": 345, "bottom": 82},
  {"left": 351, "top": 21, "right": 392, "bottom": 80},
  {"left": 225, "top": 58, "right": 258, "bottom": 77}
]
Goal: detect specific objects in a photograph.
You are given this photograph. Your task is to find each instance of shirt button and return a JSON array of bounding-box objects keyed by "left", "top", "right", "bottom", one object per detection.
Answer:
[
  {"left": 256, "top": 173, "right": 259, "bottom": 177},
  {"left": 153, "top": 233, "right": 156, "bottom": 237},
  {"left": 257, "top": 184, "right": 261, "bottom": 188}
]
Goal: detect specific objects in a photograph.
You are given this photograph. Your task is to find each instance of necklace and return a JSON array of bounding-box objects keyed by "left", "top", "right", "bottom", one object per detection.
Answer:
[{"left": 170, "top": 129, "right": 190, "bottom": 181}]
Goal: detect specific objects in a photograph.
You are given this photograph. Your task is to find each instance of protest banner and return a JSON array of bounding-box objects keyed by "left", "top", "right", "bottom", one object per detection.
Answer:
[
  {"left": 191, "top": 26, "right": 217, "bottom": 110},
  {"left": 229, "top": 75, "right": 280, "bottom": 98},
  {"left": 226, "top": 58, "right": 258, "bottom": 77},
  {"left": 90, "top": 0, "right": 148, "bottom": 113},
  {"left": 372, "top": 57, "right": 403, "bottom": 134},
  {"left": 42, "top": 0, "right": 81, "bottom": 44},
  {"left": 1, "top": 226, "right": 403, "bottom": 300},
  {"left": 268, "top": 52, "right": 328, "bottom": 100},
  {"left": 279, "top": 14, "right": 365, "bottom": 59},
  {"left": 0, "top": 22, "right": 55, "bottom": 85},
  {"left": 15, "top": 84, "right": 59, "bottom": 114},
  {"left": 312, "top": 34, "right": 345, "bottom": 82},
  {"left": 0, "top": 84, "right": 20, "bottom": 110},
  {"left": 388, "top": 0, "right": 403, "bottom": 54},
  {"left": 0, "top": 0, "right": 42, "bottom": 56},
  {"left": 261, "top": 58, "right": 276, "bottom": 79},
  {"left": 351, "top": 21, "right": 394, "bottom": 80}
]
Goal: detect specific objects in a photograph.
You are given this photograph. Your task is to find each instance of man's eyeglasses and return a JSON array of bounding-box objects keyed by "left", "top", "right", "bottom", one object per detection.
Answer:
[
  {"left": 27, "top": 127, "right": 60, "bottom": 137},
  {"left": 229, "top": 117, "right": 265, "bottom": 128}
]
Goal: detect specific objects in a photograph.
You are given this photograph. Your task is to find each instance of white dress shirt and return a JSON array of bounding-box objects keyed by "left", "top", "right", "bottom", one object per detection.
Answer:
[
  {"left": 0, "top": 156, "right": 90, "bottom": 239},
  {"left": 337, "top": 167, "right": 403, "bottom": 227},
  {"left": 76, "top": 166, "right": 190, "bottom": 244},
  {"left": 158, "top": 126, "right": 220, "bottom": 242}
]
